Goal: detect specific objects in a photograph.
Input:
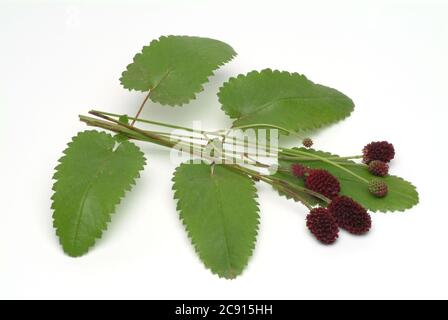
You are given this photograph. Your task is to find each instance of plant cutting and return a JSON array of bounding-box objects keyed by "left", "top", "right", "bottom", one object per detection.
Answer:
[{"left": 51, "top": 35, "right": 419, "bottom": 279}]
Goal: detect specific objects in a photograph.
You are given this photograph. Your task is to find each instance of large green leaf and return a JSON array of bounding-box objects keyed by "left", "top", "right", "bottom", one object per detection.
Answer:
[
  {"left": 120, "top": 35, "right": 236, "bottom": 106},
  {"left": 278, "top": 148, "right": 419, "bottom": 212},
  {"left": 218, "top": 69, "right": 354, "bottom": 133},
  {"left": 52, "top": 130, "right": 146, "bottom": 257},
  {"left": 173, "top": 163, "right": 259, "bottom": 279}
]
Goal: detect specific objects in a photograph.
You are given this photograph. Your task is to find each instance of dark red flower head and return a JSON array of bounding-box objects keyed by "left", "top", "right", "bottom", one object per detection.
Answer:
[
  {"left": 291, "top": 164, "right": 308, "bottom": 178},
  {"left": 306, "top": 208, "right": 339, "bottom": 244},
  {"left": 363, "top": 141, "right": 395, "bottom": 164},
  {"left": 328, "top": 196, "right": 371, "bottom": 235},
  {"left": 302, "top": 138, "right": 313, "bottom": 148},
  {"left": 368, "top": 179, "right": 388, "bottom": 198},
  {"left": 368, "top": 160, "right": 389, "bottom": 177},
  {"left": 305, "top": 169, "right": 340, "bottom": 199}
]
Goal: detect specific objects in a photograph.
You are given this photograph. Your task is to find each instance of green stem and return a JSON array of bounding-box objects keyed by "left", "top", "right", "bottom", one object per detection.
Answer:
[
  {"left": 233, "top": 165, "right": 331, "bottom": 204},
  {"left": 80, "top": 113, "right": 350, "bottom": 206},
  {"left": 279, "top": 155, "right": 363, "bottom": 161},
  {"left": 84, "top": 113, "right": 368, "bottom": 188},
  {"left": 338, "top": 155, "right": 363, "bottom": 160},
  {"left": 88, "top": 111, "right": 176, "bottom": 148},
  {"left": 225, "top": 124, "right": 294, "bottom": 136},
  {"left": 225, "top": 165, "right": 313, "bottom": 210},
  {"left": 130, "top": 91, "right": 151, "bottom": 126},
  {"left": 281, "top": 148, "right": 369, "bottom": 184},
  {"left": 92, "top": 110, "right": 283, "bottom": 154},
  {"left": 81, "top": 114, "right": 262, "bottom": 166},
  {"left": 81, "top": 115, "right": 270, "bottom": 165},
  {"left": 81, "top": 114, "right": 331, "bottom": 206},
  {"left": 92, "top": 109, "right": 220, "bottom": 136}
]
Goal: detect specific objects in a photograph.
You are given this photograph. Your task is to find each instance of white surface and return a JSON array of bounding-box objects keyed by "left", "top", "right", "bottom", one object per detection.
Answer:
[{"left": 1, "top": 0, "right": 447, "bottom": 300}]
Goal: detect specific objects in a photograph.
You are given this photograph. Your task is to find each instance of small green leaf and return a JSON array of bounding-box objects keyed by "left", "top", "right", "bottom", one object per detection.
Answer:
[
  {"left": 218, "top": 69, "right": 354, "bottom": 133},
  {"left": 52, "top": 130, "right": 146, "bottom": 257},
  {"left": 118, "top": 114, "right": 129, "bottom": 124},
  {"left": 279, "top": 148, "right": 419, "bottom": 212},
  {"left": 114, "top": 115, "right": 130, "bottom": 142},
  {"left": 173, "top": 163, "right": 259, "bottom": 279},
  {"left": 120, "top": 35, "right": 236, "bottom": 106}
]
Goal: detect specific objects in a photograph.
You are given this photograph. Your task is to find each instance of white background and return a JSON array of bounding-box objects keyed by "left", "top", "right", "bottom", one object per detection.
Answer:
[{"left": 1, "top": 0, "right": 447, "bottom": 299}]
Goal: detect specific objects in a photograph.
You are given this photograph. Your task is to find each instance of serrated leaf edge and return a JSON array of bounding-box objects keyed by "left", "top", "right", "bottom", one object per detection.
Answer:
[
  {"left": 51, "top": 130, "right": 147, "bottom": 257},
  {"left": 120, "top": 35, "right": 237, "bottom": 107},
  {"left": 217, "top": 68, "right": 355, "bottom": 134},
  {"left": 172, "top": 162, "right": 260, "bottom": 279}
]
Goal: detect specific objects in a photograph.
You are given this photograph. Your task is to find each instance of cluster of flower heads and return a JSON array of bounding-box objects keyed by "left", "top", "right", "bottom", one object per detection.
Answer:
[
  {"left": 292, "top": 141, "right": 396, "bottom": 244},
  {"left": 293, "top": 164, "right": 372, "bottom": 244},
  {"left": 306, "top": 196, "right": 371, "bottom": 244}
]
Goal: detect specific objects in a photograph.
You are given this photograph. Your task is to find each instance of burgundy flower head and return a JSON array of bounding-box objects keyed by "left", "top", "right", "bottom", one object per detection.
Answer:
[
  {"left": 291, "top": 164, "right": 308, "bottom": 178},
  {"left": 368, "top": 179, "right": 388, "bottom": 198},
  {"left": 328, "top": 196, "right": 371, "bottom": 235},
  {"left": 302, "top": 138, "right": 313, "bottom": 148},
  {"left": 306, "top": 208, "right": 339, "bottom": 244},
  {"left": 305, "top": 169, "right": 340, "bottom": 199},
  {"left": 368, "top": 160, "right": 389, "bottom": 177},
  {"left": 363, "top": 141, "right": 395, "bottom": 164}
]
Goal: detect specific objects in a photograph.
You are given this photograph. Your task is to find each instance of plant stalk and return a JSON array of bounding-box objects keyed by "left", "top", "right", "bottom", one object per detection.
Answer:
[{"left": 80, "top": 112, "right": 332, "bottom": 206}]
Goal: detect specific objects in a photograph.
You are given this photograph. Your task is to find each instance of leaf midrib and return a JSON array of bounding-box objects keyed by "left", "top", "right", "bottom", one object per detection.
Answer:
[
  {"left": 148, "top": 68, "right": 173, "bottom": 96},
  {"left": 212, "top": 175, "right": 234, "bottom": 277},
  {"left": 237, "top": 95, "right": 350, "bottom": 120},
  {"left": 71, "top": 149, "right": 117, "bottom": 249},
  {"left": 338, "top": 175, "right": 417, "bottom": 202}
]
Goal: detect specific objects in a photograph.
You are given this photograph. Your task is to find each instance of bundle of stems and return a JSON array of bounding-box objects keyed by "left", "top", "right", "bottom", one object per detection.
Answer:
[{"left": 79, "top": 110, "right": 367, "bottom": 210}]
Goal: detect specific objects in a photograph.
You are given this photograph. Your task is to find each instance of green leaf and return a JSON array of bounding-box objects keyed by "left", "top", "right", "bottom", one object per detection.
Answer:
[
  {"left": 114, "top": 115, "right": 131, "bottom": 142},
  {"left": 218, "top": 69, "right": 354, "bottom": 133},
  {"left": 173, "top": 163, "right": 259, "bottom": 279},
  {"left": 279, "top": 148, "right": 419, "bottom": 212},
  {"left": 120, "top": 35, "right": 236, "bottom": 106},
  {"left": 118, "top": 114, "right": 129, "bottom": 124},
  {"left": 52, "top": 130, "right": 146, "bottom": 257}
]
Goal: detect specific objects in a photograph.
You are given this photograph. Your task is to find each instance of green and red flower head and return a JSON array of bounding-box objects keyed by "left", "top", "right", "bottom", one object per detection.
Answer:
[
  {"left": 368, "top": 160, "right": 389, "bottom": 177},
  {"left": 306, "top": 208, "right": 339, "bottom": 244},
  {"left": 305, "top": 169, "right": 340, "bottom": 199},
  {"left": 368, "top": 179, "right": 388, "bottom": 198},
  {"left": 328, "top": 196, "right": 371, "bottom": 235},
  {"left": 363, "top": 141, "right": 395, "bottom": 164}
]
